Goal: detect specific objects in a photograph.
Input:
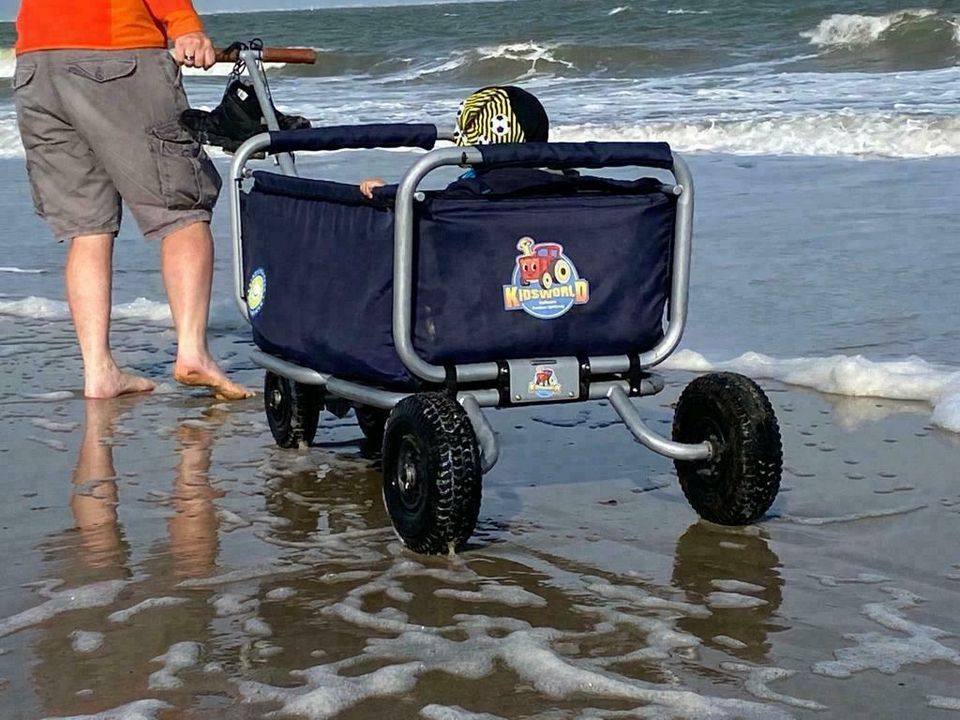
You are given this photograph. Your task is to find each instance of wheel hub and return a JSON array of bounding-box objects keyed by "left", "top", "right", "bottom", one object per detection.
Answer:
[
  {"left": 396, "top": 438, "right": 425, "bottom": 510},
  {"left": 269, "top": 388, "right": 283, "bottom": 411}
]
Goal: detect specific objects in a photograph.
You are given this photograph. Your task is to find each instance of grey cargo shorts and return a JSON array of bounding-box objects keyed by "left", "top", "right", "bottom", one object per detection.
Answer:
[{"left": 13, "top": 49, "right": 221, "bottom": 242}]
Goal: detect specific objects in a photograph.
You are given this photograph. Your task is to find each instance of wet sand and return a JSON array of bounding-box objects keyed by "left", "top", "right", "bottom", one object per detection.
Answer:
[
  {"left": 1, "top": 153, "right": 959, "bottom": 718},
  {"left": 0, "top": 315, "right": 958, "bottom": 719}
]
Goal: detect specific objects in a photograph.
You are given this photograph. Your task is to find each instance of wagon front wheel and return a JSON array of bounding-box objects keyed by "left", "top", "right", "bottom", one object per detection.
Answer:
[
  {"left": 672, "top": 372, "right": 782, "bottom": 525},
  {"left": 382, "top": 392, "right": 482, "bottom": 555},
  {"left": 264, "top": 371, "right": 322, "bottom": 449}
]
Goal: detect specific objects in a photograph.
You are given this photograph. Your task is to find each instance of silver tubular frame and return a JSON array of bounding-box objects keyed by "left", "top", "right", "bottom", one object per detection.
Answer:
[
  {"left": 240, "top": 49, "right": 297, "bottom": 177},
  {"left": 391, "top": 150, "right": 695, "bottom": 382},
  {"left": 227, "top": 111, "right": 712, "bottom": 464}
]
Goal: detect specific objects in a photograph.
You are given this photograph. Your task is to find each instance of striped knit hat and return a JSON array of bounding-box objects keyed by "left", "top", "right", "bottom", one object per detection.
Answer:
[{"left": 453, "top": 86, "right": 549, "bottom": 146}]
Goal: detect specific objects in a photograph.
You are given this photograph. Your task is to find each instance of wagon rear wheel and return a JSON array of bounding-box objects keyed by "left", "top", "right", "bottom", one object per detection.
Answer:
[
  {"left": 382, "top": 392, "right": 482, "bottom": 555},
  {"left": 672, "top": 372, "right": 782, "bottom": 525},
  {"left": 264, "top": 371, "right": 322, "bottom": 449}
]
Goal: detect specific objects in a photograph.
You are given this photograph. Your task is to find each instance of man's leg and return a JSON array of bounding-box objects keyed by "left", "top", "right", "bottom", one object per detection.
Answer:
[
  {"left": 160, "top": 221, "right": 252, "bottom": 400},
  {"left": 66, "top": 234, "right": 155, "bottom": 398}
]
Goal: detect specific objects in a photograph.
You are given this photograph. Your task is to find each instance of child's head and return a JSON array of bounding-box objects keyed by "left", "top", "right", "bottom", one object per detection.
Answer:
[{"left": 453, "top": 86, "right": 549, "bottom": 146}]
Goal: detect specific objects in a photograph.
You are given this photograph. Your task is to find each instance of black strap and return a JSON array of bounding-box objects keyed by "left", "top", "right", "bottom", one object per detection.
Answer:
[{"left": 444, "top": 365, "right": 458, "bottom": 395}]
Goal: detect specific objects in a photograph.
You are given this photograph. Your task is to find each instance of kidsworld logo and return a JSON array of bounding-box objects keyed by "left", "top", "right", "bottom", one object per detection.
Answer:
[{"left": 502, "top": 237, "right": 590, "bottom": 320}]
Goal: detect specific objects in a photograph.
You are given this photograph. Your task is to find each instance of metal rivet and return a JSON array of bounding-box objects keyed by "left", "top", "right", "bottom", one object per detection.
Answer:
[
  {"left": 515, "top": 394, "right": 522, "bottom": 401},
  {"left": 95, "top": 70, "right": 104, "bottom": 80}
]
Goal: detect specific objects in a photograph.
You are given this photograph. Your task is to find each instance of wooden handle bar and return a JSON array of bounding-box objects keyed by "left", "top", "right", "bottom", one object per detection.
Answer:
[{"left": 214, "top": 47, "right": 318, "bottom": 64}]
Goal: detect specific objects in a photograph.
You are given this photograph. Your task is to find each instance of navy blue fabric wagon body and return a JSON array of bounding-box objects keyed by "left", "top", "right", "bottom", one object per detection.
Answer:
[{"left": 240, "top": 159, "right": 678, "bottom": 389}]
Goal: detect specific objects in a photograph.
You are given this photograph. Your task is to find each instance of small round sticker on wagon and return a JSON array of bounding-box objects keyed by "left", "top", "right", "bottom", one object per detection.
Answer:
[
  {"left": 247, "top": 268, "right": 267, "bottom": 317},
  {"left": 502, "top": 236, "right": 590, "bottom": 320}
]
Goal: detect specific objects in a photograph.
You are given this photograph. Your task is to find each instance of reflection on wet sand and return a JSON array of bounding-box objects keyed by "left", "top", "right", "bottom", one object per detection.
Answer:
[
  {"left": 69, "top": 400, "right": 130, "bottom": 576},
  {"left": 34, "top": 399, "right": 223, "bottom": 717},
  {"left": 18, "top": 402, "right": 803, "bottom": 718},
  {"left": 672, "top": 521, "right": 786, "bottom": 663}
]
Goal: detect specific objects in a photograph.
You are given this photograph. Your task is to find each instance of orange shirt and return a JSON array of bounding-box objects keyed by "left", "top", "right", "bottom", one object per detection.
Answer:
[{"left": 16, "top": 0, "right": 204, "bottom": 54}]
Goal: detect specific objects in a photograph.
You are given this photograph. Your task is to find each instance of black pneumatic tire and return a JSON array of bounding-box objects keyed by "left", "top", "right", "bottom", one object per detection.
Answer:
[
  {"left": 672, "top": 372, "right": 782, "bottom": 525},
  {"left": 264, "top": 371, "right": 322, "bottom": 449},
  {"left": 381, "top": 392, "right": 482, "bottom": 555},
  {"left": 355, "top": 405, "right": 389, "bottom": 449}
]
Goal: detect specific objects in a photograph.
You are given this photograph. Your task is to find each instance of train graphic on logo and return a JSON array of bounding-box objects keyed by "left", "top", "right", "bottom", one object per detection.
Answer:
[
  {"left": 502, "top": 237, "right": 590, "bottom": 319},
  {"left": 529, "top": 365, "right": 562, "bottom": 399}
]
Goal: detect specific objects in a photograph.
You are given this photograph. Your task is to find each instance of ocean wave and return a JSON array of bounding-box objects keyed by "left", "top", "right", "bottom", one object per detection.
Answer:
[
  {"left": 0, "top": 267, "right": 46, "bottom": 274},
  {"left": 608, "top": 6, "right": 629, "bottom": 16},
  {"left": 0, "top": 112, "right": 956, "bottom": 159},
  {"left": 553, "top": 113, "right": 960, "bottom": 158},
  {"left": 801, "top": 9, "right": 933, "bottom": 47},
  {"left": 0, "top": 48, "right": 15, "bottom": 79},
  {"left": 798, "top": 9, "right": 960, "bottom": 71},
  {"left": 663, "top": 349, "right": 960, "bottom": 433},
  {"left": 373, "top": 41, "right": 712, "bottom": 84},
  {"left": 801, "top": 9, "right": 958, "bottom": 49},
  {"left": 0, "top": 296, "right": 172, "bottom": 323}
]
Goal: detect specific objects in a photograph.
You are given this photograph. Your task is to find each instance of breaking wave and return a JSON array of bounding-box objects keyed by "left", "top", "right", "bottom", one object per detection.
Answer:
[
  {"left": 800, "top": 9, "right": 960, "bottom": 69},
  {"left": 553, "top": 113, "right": 960, "bottom": 159},
  {"left": 801, "top": 9, "right": 948, "bottom": 47}
]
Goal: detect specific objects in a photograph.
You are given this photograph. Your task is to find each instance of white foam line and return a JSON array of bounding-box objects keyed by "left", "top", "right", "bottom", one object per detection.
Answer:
[
  {"left": 707, "top": 592, "right": 769, "bottom": 609},
  {"left": 0, "top": 580, "right": 127, "bottom": 639},
  {"left": 40, "top": 699, "right": 173, "bottom": 720},
  {"left": 552, "top": 113, "right": 960, "bottom": 159},
  {"left": 0, "top": 266, "right": 46, "bottom": 274},
  {"left": 929, "top": 695, "right": 960, "bottom": 711},
  {"left": 434, "top": 584, "right": 548, "bottom": 608},
  {"left": 813, "top": 588, "right": 960, "bottom": 678},
  {"left": 23, "top": 391, "right": 76, "bottom": 402},
  {"left": 421, "top": 706, "right": 506, "bottom": 720},
  {"left": 809, "top": 573, "right": 890, "bottom": 587},
  {"left": 779, "top": 504, "right": 927, "bottom": 526},
  {"left": 70, "top": 630, "right": 105, "bottom": 654},
  {"left": 721, "top": 663, "right": 827, "bottom": 711},
  {"left": 212, "top": 593, "right": 259, "bottom": 617},
  {"left": 663, "top": 349, "right": 960, "bottom": 433},
  {"left": 0, "top": 295, "right": 173, "bottom": 324},
  {"left": 177, "top": 562, "right": 309, "bottom": 588},
  {"left": 108, "top": 597, "right": 189, "bottom": 623},
  {"left": 149, "top": 641, "right": 202, "bottom": 690},
  {"left": 711, "top": 579, "right": 766, "bottom": 594},
  {"left": 29, "top": 418, "right": 80, "bottom": 433}
]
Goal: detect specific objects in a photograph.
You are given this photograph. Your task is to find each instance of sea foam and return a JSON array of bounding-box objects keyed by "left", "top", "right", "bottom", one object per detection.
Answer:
[
  {"left": 553, "top": 113, "right": 960, "bottom": 159},
  {"left": 41, "top": 700, "right": 172, "bottom": 720},
  {"left": 0, "top": 295, "right": 172, "bottom": 324},
  {"left": 663, "top": 350, "right": 960, "bottom": 433}
]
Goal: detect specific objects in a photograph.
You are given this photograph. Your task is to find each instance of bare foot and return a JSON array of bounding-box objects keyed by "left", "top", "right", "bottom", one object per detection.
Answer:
[
  {"left": 174, "top": 359, "right": 254, "bottom": 400},
  {"left": 85, "top": 369, "right": 155, "bottom": 399}
]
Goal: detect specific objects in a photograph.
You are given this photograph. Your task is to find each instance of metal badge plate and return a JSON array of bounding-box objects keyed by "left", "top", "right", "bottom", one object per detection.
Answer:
[{"left": 506, "top": 357, "right": 580, "bottom": 404}]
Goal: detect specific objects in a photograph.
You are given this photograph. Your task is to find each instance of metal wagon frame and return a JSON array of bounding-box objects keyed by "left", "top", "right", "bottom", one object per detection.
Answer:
[{"left": 221, "top": 48, "right": 783, "bottom": 554}]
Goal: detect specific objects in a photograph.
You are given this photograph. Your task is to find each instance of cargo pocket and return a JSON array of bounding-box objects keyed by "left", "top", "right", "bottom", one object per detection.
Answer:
[
  {"left": 149, "top": 120, "right": 222, "bottom": 211},
  {"left": 66, "top": 57, "right": 137, "bottom": 83},
  {"left": 12, "top": 63, "right": 36, "bottom": 91}
]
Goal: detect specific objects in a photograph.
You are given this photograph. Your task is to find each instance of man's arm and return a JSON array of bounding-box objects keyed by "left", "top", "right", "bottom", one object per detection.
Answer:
[{"left": 143, "top": 0, "right": 216, "bottom": 69}]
